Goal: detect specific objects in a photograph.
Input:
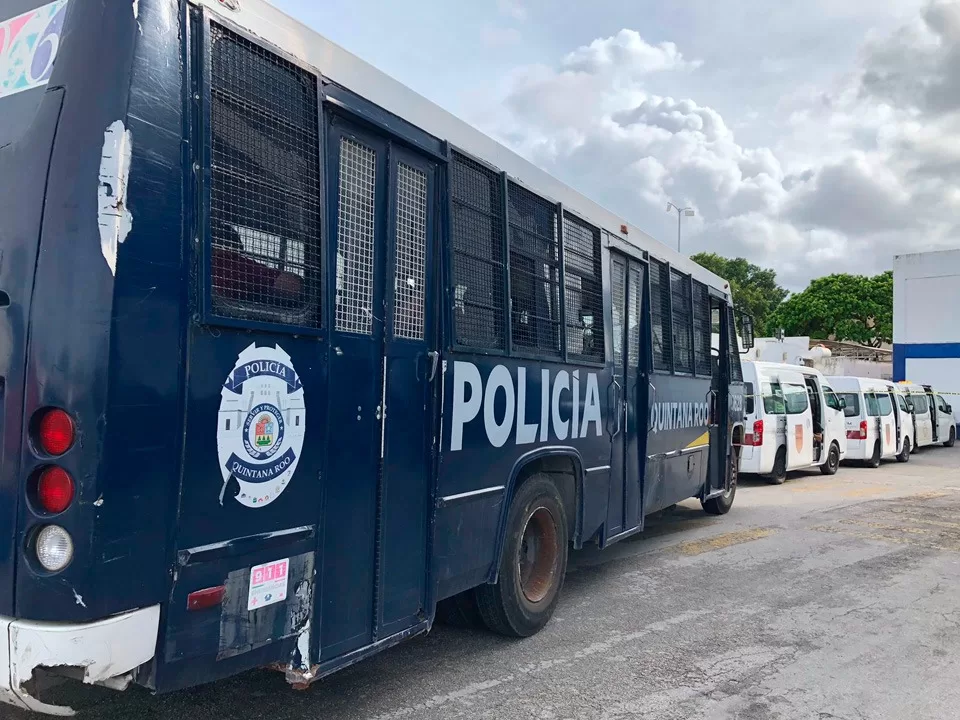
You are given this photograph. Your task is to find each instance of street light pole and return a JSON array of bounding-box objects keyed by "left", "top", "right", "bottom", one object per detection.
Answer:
[{"left": 666, "top": 202, "right": 695, "bottom": 253}]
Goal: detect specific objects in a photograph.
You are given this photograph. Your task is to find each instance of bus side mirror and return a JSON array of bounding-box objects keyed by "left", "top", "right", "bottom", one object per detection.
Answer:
[{"left": 740, "top": 314, "right": 755, "bottom": 350}]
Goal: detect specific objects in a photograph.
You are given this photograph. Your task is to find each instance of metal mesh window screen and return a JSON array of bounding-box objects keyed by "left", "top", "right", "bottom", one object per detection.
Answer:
[
  {"left": 627, "top": 264, "right": 643, "bottom": 368},
  {"left": 670, "top": 269, "right": 694, "bottom": 374},
  {"left": 611, "top": 257, "right": 626, "bottom": 368},
  {"left": 208, "top": 24, "right": 321, "bottom": 327},
  {"left": 693, "top": 280, "right": 712, "bottom": 376},
  {"left": 508, "top": 182, "right": 560, "bottom": 356},
  {"left": 450, "top": 152, "right": 506, "bottom": 349},
  {"left": 728, "top": 307, "right": 743, "bottom": 381},
  {"left": 562, "top": 213, "right": 604, "bottom": 361},
  {"left": 393, "top": 163, "right": 427, "bottom": 340},
  {"left": 335, "top": 137, "right": 377, "bottom": 334},
  {"left": 650, "top": 259, "right": 673, "bottom": 371}
]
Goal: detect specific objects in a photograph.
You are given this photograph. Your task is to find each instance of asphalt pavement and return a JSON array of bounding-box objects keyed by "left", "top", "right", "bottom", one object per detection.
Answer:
[{"left": 6, "top": 443, "right": 960, "bottom": 719}]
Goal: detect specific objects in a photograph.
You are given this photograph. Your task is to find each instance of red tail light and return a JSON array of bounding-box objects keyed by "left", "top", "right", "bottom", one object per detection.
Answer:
[
  {"left": 187, "top": 586, "right": 226, "bottom": 611},
  {"left": 36, "top": 409, "right": 75, "bottom": 456},
  {"left": 752, "top": 419, "right": 764, "bottom": 446},
  {"left": 860, "top": 420, "right": 868, "bottom": 440},
  {"left": 36, "top": 466, "right": 75, "bottom": 514}
]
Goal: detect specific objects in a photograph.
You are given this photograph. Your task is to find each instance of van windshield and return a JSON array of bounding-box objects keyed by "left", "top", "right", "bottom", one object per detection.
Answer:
[
  {"left": 839, "top": 393, "right": 860, "bottom": 418},
  {"left": 0, "top": 1, "right": 67, "bottom": 148}
]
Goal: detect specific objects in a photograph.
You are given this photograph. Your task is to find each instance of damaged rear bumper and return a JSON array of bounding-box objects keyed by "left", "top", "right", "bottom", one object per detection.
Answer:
[{"left": 0, "top": 605, "right": 160, "bottom": 716}]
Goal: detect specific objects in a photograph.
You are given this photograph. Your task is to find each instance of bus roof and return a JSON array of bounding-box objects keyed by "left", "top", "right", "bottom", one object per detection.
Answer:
[{"left": 194, "top": 0, "right": 733, "bottom": 298}]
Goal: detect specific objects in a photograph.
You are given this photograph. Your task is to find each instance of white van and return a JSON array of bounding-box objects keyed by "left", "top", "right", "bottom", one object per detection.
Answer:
[
  {"left": 741, "top": 361, "right": 848, "bottom": 483},
  {"left": 827, "top": 377, "right": 912, "bottom": 465},
  {"left": 897, "top": 382, "right": 957, "bottom": 449}
]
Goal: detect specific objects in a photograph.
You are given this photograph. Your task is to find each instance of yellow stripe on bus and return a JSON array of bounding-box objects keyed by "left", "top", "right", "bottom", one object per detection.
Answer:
[{"left": 685, "top": 431, "right": 710, "bottom": 450}]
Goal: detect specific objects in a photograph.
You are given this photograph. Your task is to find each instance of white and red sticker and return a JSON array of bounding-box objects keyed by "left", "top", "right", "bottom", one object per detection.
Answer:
[{"left": 247, "top": 558, "right": 289, "bottom": 611}]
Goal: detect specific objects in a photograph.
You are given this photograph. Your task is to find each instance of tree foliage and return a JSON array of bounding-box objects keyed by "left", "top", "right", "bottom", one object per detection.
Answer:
[
  {"left": 690, "top": 252, "right": 788, "bottom": 331},
  {"left": 766, "top": 271, "right": 893, "bottom": 347}
]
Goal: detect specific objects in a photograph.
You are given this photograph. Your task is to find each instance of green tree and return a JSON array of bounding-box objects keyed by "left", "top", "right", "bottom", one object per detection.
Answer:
[
  {"left": 690, "top": 253, "right": 788, "bottom": 331},
  {"left": 765, "top": 271, "right": 893, "bottom": 347}
]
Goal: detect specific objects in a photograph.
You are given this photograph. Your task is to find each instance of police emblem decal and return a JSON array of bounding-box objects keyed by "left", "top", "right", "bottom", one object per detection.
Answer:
[{"left": 218, "top": 344, "right": 305, "bottom": 508}]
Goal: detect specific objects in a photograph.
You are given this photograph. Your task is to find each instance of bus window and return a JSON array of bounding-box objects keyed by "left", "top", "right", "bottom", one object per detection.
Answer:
[
  {"left": 670, "top": 269, "right": 694, "bottom": 374},
  {"left": 562, "top": 213, "right": 604, "bottom": 360},
  {"left": 744, "top": 382, "right": 755, "bottom": 414},
  {"left": 508, "top": 182, "right": 561, "bottom": 356},
  {"left": 450, "top": 152, "right": 506, "bottom": 350},
  {"left": 692, "top": 280, "right": 712, "bottom": 376},
  {"left": 783, "top": 383, "right": 809, "bottom": 415},
  {"left": 650, "top": 259, "right": 672, "bottom": 371},
  {"left": 839, "top": 393, "right": 860, "bottom": 418}
]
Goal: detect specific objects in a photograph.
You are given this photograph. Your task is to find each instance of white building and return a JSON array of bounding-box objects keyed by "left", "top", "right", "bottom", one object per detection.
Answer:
[
  {"left": 745, "top": 336, "right": 892, "bottom": 379},
  {"left": 894, "top": 249, "right": 960, "bottom": 428}
]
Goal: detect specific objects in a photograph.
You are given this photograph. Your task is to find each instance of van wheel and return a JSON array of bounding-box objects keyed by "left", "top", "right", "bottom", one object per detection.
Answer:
[
  {"left": 820, "top": 442, "right": 840, "bottom": 475},
  {"left": 897, "top": 437, "right": 911, "bottom": 463},
  {"left": 475, "top": 475, "right": 568, "bottom": 638},
  {"left": 865, "top": 441, "right": 881, "bottom": 468},
  {"left": 703, "top": 452, "right": 738, "bottom": 515},
  {"left": 768, "top": 447, "right": 787, "bottom": 485},
  {"left": 945, "top": 427, "right": 956, "bottom": 448}
]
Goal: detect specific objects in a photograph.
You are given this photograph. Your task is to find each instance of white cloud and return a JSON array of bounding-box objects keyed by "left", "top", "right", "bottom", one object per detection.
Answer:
[
  {"left": 478, "top": 5, "right": 960, "bottom": 289},
  {"left": 481, "top": 25, "right": 522, "bottom": 48}
]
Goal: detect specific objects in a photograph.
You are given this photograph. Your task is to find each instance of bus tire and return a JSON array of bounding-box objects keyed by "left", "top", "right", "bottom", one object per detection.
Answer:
[
  {"left": 703, "top": 452, "right": 738, "bottom": 515},
  {"left": 945, "top": 427, "right": 956, "bottom": 448},
  {"left": 897, "top": 437, "right": 911, "bottom": 463},
  {"left": 819, "top": 442, "right": 841, "bottom": 475},
  {"left": 768, "top": 447, "right": 787, "bottom": 485},
  {"left": 475, "top": 475, "right": 568, "bottom": 638},
  {"left": 865, "top": 441, "right": 881, "bottom": 468}
]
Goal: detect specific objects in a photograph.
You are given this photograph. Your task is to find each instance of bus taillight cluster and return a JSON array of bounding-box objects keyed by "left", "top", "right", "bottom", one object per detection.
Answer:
[{"left": 28, "top": 408, "right": 76, "bottom": 572}]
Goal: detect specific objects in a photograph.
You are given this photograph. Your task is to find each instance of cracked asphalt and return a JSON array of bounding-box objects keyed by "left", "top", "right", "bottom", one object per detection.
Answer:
[{"left": 7, "top": 444, "right": 960, "bottom": 719}]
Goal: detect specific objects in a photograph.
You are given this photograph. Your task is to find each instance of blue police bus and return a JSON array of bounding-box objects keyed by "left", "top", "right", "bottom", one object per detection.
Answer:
[{"left": 0, "top": 0, "right": 747, "bottom": 712}]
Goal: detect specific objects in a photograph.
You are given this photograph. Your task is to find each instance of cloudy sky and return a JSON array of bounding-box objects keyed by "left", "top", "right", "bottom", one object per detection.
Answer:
[{"left": 274, "top": 0, "right": 960, "bottom": 289}]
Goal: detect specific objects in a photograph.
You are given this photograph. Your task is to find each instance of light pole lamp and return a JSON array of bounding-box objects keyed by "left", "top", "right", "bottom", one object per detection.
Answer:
[{"left": 666, "top": 202, "right": 695, "bottom": 253}]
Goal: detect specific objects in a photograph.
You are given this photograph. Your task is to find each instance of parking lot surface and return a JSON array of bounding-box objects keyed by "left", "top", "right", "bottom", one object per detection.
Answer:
[{"left": 8, "top": 445, "right": 960, "bottom": 719}]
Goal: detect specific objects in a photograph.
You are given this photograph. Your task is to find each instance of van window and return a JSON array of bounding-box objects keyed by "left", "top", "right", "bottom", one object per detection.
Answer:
[
  {"left": 877, "top": 393, "right": 893, "bottom": 416},
  {"left": 839, "top": 393, "right": 860, "bottom": 418},
  {"left": 936, "top": 395, "right": 949, "bottom": 413},
  {"left": 744, "top": 382, "right": 755, "bottom": 414},
  {"left": 865, "top": 393, "right": 881, "bottom": 416},
  {"left": 913, "top": 394, "right": 929, "bottom": 414},
  {"left": 897, "top": 394, "right": 909, "bottom": 413},
  {"left": 783, "top": 383, "right": 809, "bottom": 415},
  {"left": 823, "top": 385, "right": 841, "bottom": 412},
  {"left": 762, "top": 381, "right": 785, "bottom": 414}
]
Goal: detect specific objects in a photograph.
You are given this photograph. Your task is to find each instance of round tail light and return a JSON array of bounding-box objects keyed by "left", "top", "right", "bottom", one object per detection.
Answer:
[
  {"left": 36, "top": 409, "right": 75, "bottom": 456},
  {"left": 35, "top": 525, "right": 74, "bottom": 572},
  {"left": 37, "top": 466, "right": 75, "bottom": 514}
]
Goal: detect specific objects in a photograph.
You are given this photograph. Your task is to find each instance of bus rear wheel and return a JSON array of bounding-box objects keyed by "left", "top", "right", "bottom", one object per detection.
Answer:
[
  {"left": 945, "top": 427, "right": 956, "bottom": 448},
  {"left": 475, "top": 475, "right": 568, "bottom": 638},
  {"left": 703, "top": 451, "right": 738, "bottom": 515},
  {"left": 897, "top": 437, "right": 911, "bottom": 463}
]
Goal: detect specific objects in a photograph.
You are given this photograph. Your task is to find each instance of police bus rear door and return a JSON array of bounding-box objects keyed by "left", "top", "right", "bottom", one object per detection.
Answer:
[{"left": 320, "top": 114, "right": 439, "bottom": 659}]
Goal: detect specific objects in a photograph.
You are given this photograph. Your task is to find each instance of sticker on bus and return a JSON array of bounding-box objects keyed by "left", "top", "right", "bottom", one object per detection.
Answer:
[
  {"left": 0, "top": 0, "right": 68, "bottom": 100},
  {"left": 247, "top": 558, "right": 289, "bottom": 611},
  {"left": 218, "top": 343, "right": 306, "bottom": 508}
]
